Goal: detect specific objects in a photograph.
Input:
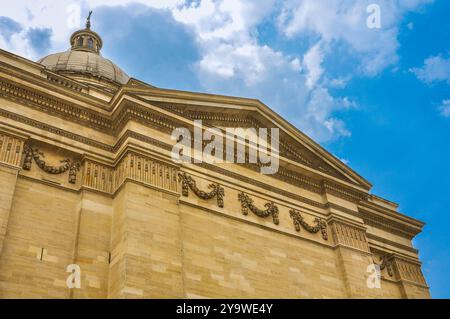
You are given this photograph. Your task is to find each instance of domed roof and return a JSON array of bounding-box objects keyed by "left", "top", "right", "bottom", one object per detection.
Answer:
[
  {"left": 37, "top": 11, "right": 129, "bottom": 86},
  {"left": 38, "top": 50, "right": 130, "bottom": 85}
]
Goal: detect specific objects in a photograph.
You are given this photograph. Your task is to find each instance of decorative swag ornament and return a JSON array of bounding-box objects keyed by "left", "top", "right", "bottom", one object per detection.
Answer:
[
  {"left": 374, "top": 255, "right": 394, "bottom": 277},
  {"left": 238, "top": 192, "right": 279, "bottom": 225},
  {"left": 289, "top": 209, "right": 328, "bottom": 240},
  {"left": 22, "top": 144, "right": 80, "bottom": 184},
  {"left": 178, "top": 172, "right": 224, "bottom": 208}
]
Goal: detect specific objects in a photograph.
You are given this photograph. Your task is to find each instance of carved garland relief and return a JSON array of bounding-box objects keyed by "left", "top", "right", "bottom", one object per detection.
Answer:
[
  {"left": 178, "top": 172, "right": 224, "bottom": 208},
  {"left": 22, "top": 144, "right": 80, "bottom": 183},
  {"left": 178, "top": 172, "right": 330, "bottom": 238},
  {"left": 289, "top": 209, "right": 328, "bottom": 240},
  {"left": 238, "top": 192, "right": 280, "bottom": 225}
]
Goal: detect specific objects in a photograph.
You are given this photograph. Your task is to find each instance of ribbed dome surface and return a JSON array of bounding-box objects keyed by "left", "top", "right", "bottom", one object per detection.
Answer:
[{"left": 38, "top": 50, "right": 129, "bottom": 85}]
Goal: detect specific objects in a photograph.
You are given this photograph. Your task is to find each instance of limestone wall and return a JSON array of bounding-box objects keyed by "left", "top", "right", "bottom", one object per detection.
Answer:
[{"left": 0, "top": 154, "right": 430, "bottom": 298}]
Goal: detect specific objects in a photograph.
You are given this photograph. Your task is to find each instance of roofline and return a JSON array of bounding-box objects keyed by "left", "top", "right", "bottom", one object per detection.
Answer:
[
  {"left": 0, "top": 48, "right": 371, "bottom": 189},
  {"left": 120, "top": 80, "right": 373, "bottom": 189}
]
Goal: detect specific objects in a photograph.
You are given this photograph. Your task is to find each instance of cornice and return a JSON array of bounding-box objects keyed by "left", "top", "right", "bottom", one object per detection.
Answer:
[
  {"left": 0, "top": 70, "right": 372, "bottom": 193},
  {"left": 322, "top": 180, "right": 368, "bottom": 203},
  {"left": 0, "top": 61, "right": 111, "bottom": 110},
  {"left": 359, "top": 200, "right": 424, "bottom": 228},
  {"left": 148, "top": 100, "right": 357, "bottom": 184},
  {"left": 0, "top": 77, "right": 112, "bottom": 131},
  {"left": 358, "top": 204, "right": 423, "bottom": 239},
  {"left": 326, "top": 202, "right": 422, "bottom": 240},
  {"left": 367, "top": 233, "right": 419, "bottom": 255}
]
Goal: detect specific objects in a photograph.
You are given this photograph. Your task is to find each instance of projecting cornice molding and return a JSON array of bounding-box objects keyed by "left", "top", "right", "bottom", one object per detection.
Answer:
[
  {"left": 7, "top": 133, "right": 424, "bottom": 246},
  {"left": 148, "top": 100, "right": 351, "bottom": 182},
  {"left": 0, "top": 121, "right": 421, "bottom": 242},
  {"left": 358, "top": 202, "right": 424, "bottom": 240}
]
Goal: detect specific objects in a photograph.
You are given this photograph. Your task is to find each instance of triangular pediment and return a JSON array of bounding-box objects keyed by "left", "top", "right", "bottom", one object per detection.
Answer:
[
  {"left": 0, "top": 46, "right": 370, "bottom": 191},
  {"left": 124, "top": 89, "right": 372, "bottom": 190}
]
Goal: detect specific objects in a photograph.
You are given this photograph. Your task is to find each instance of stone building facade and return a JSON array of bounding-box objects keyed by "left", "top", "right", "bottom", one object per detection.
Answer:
[{"left": 0, "top": 19, "right": 430, "bottom": 298}]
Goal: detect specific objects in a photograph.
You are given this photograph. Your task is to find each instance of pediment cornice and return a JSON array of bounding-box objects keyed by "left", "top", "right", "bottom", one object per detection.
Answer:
[{"left": 141, "top": 99, "right": 368, "bottom": 187}]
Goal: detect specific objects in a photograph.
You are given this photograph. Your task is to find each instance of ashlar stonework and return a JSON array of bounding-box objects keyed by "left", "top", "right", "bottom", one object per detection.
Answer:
[{"left": 0, "top": 17, "right": 429, "bottom": 299}]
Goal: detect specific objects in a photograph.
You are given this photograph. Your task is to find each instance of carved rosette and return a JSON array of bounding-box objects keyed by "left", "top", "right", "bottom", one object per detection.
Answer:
[
  {"left": 289, "top": 209, "right": 328, "bottom": 240},
  {"left": 178, "top": 172, "right": 224, "bottom": 208},
  {"left": 22, "top": 144, "right": 80, "bottom": 184},
  {"left": 238, "top": 192, "right": 279, "bottom": 225}
]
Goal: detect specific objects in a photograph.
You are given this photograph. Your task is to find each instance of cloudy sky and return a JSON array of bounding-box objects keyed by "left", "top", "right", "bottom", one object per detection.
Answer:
[{"left": 1, "top": 0, "right": 449, "bottom": 297}]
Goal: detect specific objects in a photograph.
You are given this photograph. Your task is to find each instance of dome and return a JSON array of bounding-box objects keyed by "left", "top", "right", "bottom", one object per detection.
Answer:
[
  {"left": 38, "top": 51, "right": 130, "bottom": 85},
  {"left": 37, "top": 11, "right": 129, "bottom": 86}
]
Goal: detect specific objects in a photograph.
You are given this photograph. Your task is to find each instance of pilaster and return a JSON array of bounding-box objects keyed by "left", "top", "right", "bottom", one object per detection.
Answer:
[
  {"left": 106, "top": 156, "right": 183, "bottom": 298},
  {"left": 70, "top": 189, "right": 112, "bottom": 298},
  {"left": 328, "top": 215, "right": 383, "bottom": 298},
  {"left": 392, "top": 255, "right": 430, "bottom": 298},
  {"left": 0, "top": 131, "right": 25, "bottom": 257}
]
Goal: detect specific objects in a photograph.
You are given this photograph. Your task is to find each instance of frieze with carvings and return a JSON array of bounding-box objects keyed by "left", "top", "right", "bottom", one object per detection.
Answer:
[
  {"left": 238, "top": 192, "right": 279, "bottom": 225},
  {"left": 178, "top": 172, "right": 224, "bottom": 207},
  {"left": 22, "top": 143, "right": 80, "bottom": 183},
  {"left": 329, "top": 219, "right": 370, "bottom": 252},
  {"left": 394, "top": 258, "right": 427, "bottom": 286},
  {"left": 289, "top": 209, "right": 328, "bottom": 240}
]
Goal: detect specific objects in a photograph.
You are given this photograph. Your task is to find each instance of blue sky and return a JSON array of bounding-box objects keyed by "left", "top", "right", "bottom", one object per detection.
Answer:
[{"left": 0, "top": 0, "right": 449, "bottom": 298}]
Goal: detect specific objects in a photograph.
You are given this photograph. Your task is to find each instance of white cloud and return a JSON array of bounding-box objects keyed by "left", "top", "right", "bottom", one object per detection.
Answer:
[
  {"left": 297, "top": 87, "right": 358, "bottom": 141},
  {"left": 0, "top": 0, "right": 434, "bottom": 142},
  {"left": 411, "top": 55, "right": 450, "bottom": 84},
  {"left": 172, "top": 1, "right": 355, "bottom": 141},
  {"left": 290, "top": 57, "right": 302, "bottom": 72},
  {"left": 439, "top": 100, "right": 450, "bottom": 118},
  {"left": 278, "top": 0, "right": 431, "bottom": 75},
  {"left": 0, "top": 0, "right": 184, "bottom": 57},
  {"left": 303, "top": 42, "right": 324, "bottom": 89},
  {"left": 328, "top": 76, "right": 350, "bottom": 89},
  {"left": 172, "top": 0, "right": 278, "bottom": 85}
]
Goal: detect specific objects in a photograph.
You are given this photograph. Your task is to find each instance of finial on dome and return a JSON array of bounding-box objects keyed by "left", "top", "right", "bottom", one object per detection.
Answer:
[
  {"left": 70, "top": 10, "right": 103, "bottom": 54},
  {"left": 86, "top": 10, "right": 93, "bottom": 29}
]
